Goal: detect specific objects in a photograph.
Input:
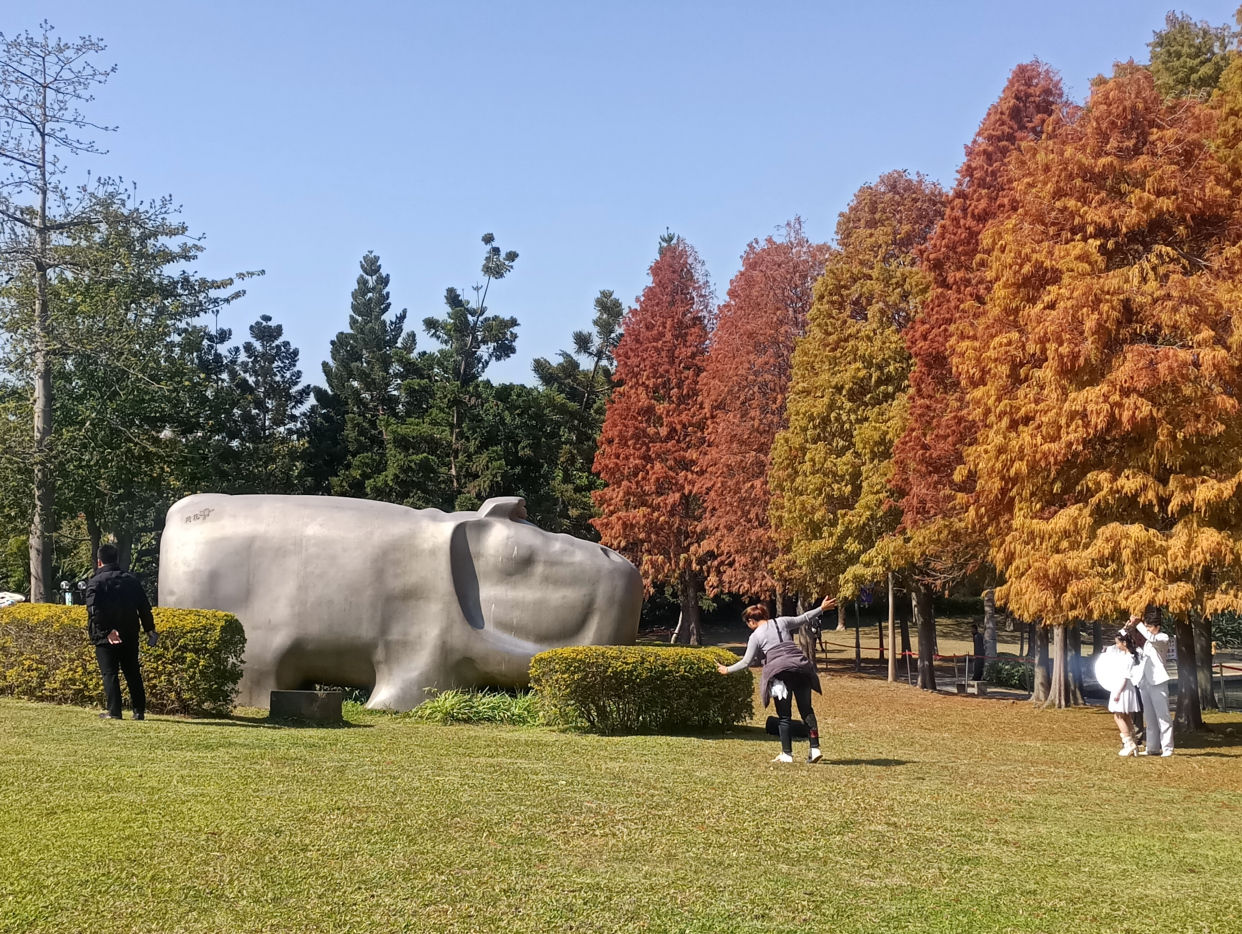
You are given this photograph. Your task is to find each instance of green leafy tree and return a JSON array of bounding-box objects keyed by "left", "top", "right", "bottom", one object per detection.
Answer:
[
  {"left": 1148, "top": 10, "right": 1237, "bottom": 100},
  {"left": 0, "top": 23, "right": 115, "bottom": 600},
  {"left": 0, "top": 192, "right": 255, "bottom": 579}
]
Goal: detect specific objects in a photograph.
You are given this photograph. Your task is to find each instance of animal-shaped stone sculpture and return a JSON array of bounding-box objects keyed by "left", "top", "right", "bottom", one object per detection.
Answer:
[{"left": 158, "top": 493, "right": 643, "bottom": 710}]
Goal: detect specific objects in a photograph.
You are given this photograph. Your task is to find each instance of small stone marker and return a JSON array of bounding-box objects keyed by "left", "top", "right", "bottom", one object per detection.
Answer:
[{"left": 269, "top": 690, "right": 343, "bottom": 723}]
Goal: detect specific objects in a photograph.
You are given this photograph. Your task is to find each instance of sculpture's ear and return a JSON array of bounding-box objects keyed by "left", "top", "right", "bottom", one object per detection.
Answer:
[{"left": 478, "top": 496, "right": 528, "bottom": 521}]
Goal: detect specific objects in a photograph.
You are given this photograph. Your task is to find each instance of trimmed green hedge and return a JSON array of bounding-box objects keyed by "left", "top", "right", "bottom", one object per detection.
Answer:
[
  {"left": 529, "top": 645, "right": 753, "bottom": 734},
  {"left": 0, "top": 604, "right": 245, "bottom": 716}
]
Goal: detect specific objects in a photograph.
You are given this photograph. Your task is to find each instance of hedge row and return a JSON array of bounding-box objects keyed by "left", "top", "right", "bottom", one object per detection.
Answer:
[
  {"left": 529, "top": 644, "right": 753, "bottom": 734},
  {"left": 0, "top": 604, "right": 245, "bottom": 716}
]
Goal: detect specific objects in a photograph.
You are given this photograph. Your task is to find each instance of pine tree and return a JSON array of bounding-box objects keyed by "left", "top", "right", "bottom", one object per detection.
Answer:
[
  {"left": 593, "top": 237, "right": 713, "bottom": 644},
  {"left": 229, "top": 314, "right": 311, "bottom": 492},
  {"left": 532, "top": 289, "right": 624, "bottom": 537},
  {"left": 305, "top": 252, "right": 411, "bottom": 497},
  {"left": 420, "top": 234, "right": 519, "bottom": 505}
]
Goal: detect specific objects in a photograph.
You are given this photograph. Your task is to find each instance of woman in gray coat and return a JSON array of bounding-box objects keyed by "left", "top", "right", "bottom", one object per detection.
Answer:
[{"left": 717, "top": 596, "right": 836, "bottom": 763}]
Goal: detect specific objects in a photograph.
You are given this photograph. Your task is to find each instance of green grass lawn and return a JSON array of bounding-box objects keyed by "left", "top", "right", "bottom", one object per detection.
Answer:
[{"left": 2, "top": 674, "right": 1241, "bottom": 934}]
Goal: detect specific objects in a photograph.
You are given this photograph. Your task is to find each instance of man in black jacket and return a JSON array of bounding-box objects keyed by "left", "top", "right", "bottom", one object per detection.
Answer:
[{"left": 86, "top": 543, "right": 157, "bottom": 720}]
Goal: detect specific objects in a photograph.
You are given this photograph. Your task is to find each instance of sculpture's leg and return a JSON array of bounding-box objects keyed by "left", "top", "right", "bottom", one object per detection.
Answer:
[
  {"left": 366, "top": 653, "right": 443, "bottom": 712},
  {"left": 235, "top": 639, "right": 287, "bottom": 708}
]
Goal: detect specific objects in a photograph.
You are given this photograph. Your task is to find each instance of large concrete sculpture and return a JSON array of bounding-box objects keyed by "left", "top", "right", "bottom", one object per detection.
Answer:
[{"left": 159, "top": 494, "right": 643, "bottom": 710}]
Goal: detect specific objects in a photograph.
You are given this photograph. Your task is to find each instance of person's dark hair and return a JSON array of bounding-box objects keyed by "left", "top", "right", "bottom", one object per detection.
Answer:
[
  {"left": 742, "top": 605, "right": 768, "bottom": 624},
  {"left": 98, "top": 543, "right": 119, "bottom": 565},
  {"left": 1116, "top": 630, "right": 1139, "bottom": 663}
]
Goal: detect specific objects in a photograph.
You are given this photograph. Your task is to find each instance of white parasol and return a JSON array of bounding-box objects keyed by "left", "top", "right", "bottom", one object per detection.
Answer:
[{"left": 1094, "top": 648, "right": 1135, "bottom": 695}]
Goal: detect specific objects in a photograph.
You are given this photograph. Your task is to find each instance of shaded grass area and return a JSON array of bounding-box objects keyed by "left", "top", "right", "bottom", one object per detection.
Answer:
[{"left": 2, "top": 677, "right": 1241, "bottom": 934}]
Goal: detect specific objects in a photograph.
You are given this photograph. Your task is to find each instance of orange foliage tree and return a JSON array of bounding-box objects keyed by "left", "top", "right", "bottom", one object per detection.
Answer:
[
  {"left": 592, "top": 237, "right": 714, "bottom": 644},
  {"left": 954, "top": 65, "right": 1242, "bottom": 716},
  {"left": 696, "top": 219, "right": 827, "bottom": 602},
  {"left": 890, "top": 61, "right": 1069, "bottom": 669}
]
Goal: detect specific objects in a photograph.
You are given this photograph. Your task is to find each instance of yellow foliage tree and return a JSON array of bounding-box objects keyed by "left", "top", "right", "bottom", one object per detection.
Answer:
[{"left": 770, "top": 171, "right": 944, "bottom": 685}]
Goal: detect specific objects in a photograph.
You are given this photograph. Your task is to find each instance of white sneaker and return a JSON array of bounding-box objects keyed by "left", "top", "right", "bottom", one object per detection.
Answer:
[
  {"left": 808, "top": 748, "right": 823, "bottom": 764},
  {"left": 1119, "top": 744, "right": 1136, "bottom": 757},
  {"left": 1161, "top": 750, "right": 1174, "bottom": 757},
  {"left": 771, "top": 752, "right": 794, "bottom": 763}
]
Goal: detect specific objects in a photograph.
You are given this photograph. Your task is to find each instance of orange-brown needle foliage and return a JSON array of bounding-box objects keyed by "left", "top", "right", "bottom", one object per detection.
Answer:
[
  {"left": 770, "top": 172, "right": 945, "bottom": 596},
  {"left": 955, "top": 64, "right": 1242, "bottom": 625},
  {"left": 892, "top": 63, "right": 1068, "bottom": 583},
  {"left": 696, "top": 219, "right": 828, "bottom": 599},
  {"left": 592, "top": 239, "right": 714, "bottom": 603}
]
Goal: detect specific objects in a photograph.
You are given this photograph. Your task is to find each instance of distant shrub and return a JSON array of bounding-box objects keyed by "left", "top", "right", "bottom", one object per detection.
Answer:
[
  {"left": 529, "top": 645, "right": 753, "bottom": 734},
  {"left": 984, "top": 655, "right": 1033, "bottom": 691},
  {"left": 0, "top": 604, "right": 245, "bottom": 716},
  {"left": 406, "top": 688, "right": 540, "bottom": 726},
  {"left": 1212, "top": 612, "right": 1242, "bottom": 649}
]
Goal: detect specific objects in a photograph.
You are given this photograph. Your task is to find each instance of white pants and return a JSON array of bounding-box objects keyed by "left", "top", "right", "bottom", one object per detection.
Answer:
[{"left": 1139, "top": 682, "right": 1173, "bottom": 754}]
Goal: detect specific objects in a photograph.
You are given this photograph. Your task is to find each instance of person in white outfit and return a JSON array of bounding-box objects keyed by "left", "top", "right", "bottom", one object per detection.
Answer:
[
  {"left": 1103, "top": 631, "right": 1141, "bottom": 756},
  {"left": 1124, "top": 614, "right": 1173, "bottom": 757}
]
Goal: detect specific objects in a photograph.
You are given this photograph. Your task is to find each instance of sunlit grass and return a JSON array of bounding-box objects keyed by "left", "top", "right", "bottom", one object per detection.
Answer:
[{"left": 1, "top": 671, "right": 1240, "bottom": 933}]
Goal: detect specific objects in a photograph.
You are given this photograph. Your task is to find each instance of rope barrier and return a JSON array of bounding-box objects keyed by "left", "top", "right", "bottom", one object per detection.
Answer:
[{"left": 816, "top": 639, "right": 1035, "bottom": 665}]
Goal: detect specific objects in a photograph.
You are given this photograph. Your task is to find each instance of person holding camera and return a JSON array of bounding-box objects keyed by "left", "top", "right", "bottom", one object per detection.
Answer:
[
  {"left": 1124, "top": 613, "right": 1173, "bottom": 757},
  {"left": 86, "top": 543, "right": 158, "bottom": 721}
]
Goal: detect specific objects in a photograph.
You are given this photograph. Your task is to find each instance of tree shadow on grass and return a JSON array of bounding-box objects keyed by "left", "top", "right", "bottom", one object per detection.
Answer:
[
  {"left": 1173, "top": 725, "right": 1242, "bottom": 754},
  {"left": 157, "top": 713, "right": 372, "bottom": 730}
]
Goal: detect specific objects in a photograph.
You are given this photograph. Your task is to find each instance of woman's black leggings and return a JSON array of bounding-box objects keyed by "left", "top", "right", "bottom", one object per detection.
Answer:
[{"left": 772, "top": 673, "right": 818, "bottom": 755}]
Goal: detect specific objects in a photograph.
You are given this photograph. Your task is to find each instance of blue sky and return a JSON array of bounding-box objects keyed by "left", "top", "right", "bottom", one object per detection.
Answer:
[{"left": 25, "top": 1, "right": 1242, "bottom": 385}]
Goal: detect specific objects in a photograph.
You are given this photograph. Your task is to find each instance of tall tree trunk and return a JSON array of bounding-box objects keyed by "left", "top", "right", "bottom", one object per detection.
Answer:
[
  {"left": 853, "top": 601, "right": 862, "bottom": 672},
  {"left": 1045, "top": 625, "right": 1084, "bottom": 709},
  {"left": 85, "top": 515, "right": 102, "bottom": 570},
  {"left": 912, "top": 582, "right": 936, "bottom": 691},
  {"left": 1193, "top": 615, "right": 1217, "bottom": 711},
  {"left": 886, "top": 573, "right": 896, "bottom": 682},
  {"left": 673, "top": 570, "right": 701, "bottom": 646},
  {"left": 983, "top": 588, "right": 998, "bottom": 665},
  {"left": 1091, "top": 621, "right": 1103, "bottom": 656},
  {"left": 1032, "top": 625, "right": 1051, "bottom": 703},
  {"left": 796, "top": 595, "right": 817, "bottom": 670},
  {"left": 835, "top": 603, "right": 846, "bottom": 632},
  {"left": 30, "top": 262, "right": 54, "bottom": 604},
  {"left": 1174, "top": 618, "right": 1203, "bottom": 731},
  {"left": 1067, "top": 622, "right": 1085, "bottom": 704},
  {"left": 116, "top": 530, "right": 134, "bottom": 571}
]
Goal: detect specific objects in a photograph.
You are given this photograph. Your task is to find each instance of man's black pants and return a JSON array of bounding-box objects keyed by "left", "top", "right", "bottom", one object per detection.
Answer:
[{"left": 95, "top": 641, "right": 145, "bottom": 718}]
